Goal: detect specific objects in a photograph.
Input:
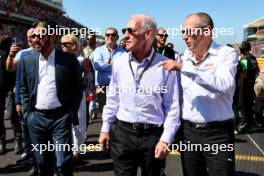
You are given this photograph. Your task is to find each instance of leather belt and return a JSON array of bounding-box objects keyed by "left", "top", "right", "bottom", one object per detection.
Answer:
[{"left": 117, "top": 120, "right": 160, "bottom": 130}]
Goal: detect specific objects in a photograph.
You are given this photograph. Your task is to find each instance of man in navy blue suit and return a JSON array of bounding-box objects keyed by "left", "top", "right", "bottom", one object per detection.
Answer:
[{"left": 20, "top": 20, "right": 82, "bottom": 176}]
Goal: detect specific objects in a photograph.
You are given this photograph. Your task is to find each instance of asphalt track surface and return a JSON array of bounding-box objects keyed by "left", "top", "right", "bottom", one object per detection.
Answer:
[{"left": 0, "top": 115, "right": 263, "bottom": 176}]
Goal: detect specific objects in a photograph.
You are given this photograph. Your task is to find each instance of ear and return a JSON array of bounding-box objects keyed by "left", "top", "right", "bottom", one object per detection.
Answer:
[{"left": 144, "top": 29, "right": 153, "bottom": 40}]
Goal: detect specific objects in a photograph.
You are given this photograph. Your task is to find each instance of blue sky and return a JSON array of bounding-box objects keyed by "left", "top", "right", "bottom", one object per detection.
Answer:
[{"left": 64, "top": 0, "right": 263, "bottom": 52}]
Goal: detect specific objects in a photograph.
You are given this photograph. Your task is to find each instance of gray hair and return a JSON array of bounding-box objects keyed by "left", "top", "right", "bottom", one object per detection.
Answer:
[
  {"left": 186, "top": 12, "right": 214, "bottom": 29},
  {"left": 131, "top": 14, "right": 157, "bottom": 41}
]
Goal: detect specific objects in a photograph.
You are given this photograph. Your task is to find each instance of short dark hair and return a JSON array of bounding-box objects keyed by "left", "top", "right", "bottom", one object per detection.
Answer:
[
  {"left": 187, "top": 12, "right": 214, "bottom": 29},
  {"left": 239, "top": 41, "right": 251, "bottom": 54},
  {"left": 32, "top": 19, "right": 57, "bottom": 31}
]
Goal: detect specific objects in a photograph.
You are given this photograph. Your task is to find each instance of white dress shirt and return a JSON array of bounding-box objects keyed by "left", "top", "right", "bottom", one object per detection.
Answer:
[
  {"left": 35, "top": 49, "right": 62, "bottom": 110},
  {"left": 180, "top": 41, "right": 238, "bottom": 123},
  {"left": 101, "top": 49, "right": 181, "bottom": 144}
]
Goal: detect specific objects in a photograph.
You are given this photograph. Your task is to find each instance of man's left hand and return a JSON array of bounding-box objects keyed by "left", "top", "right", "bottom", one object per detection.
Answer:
[{"left": 155, "top": 140, "right": 170, "bottom": 159}]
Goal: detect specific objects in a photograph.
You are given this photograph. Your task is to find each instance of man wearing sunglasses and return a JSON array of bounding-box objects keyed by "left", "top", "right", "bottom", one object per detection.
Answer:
[
  {"left": 93, "top": 27, "right": 124, "bottom": 114},
  {"left": 159, "top": 12, "right": 238, "bottom": 176},
  {"left": 99, "top": 14, "right": 181, "bottom": 176},
  {"left": 19, "top": 20, "right": 82, "bottom": 176},
  {"left": 154, "top": 27, "right": 175, "bottom": 60}
]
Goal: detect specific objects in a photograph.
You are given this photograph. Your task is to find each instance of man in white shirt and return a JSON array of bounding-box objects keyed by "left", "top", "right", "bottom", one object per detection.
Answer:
[
  {"left": 20, "top": 20, "right": 82, "bottom": 176},
  {"left": 160, "top": 12, "right": 238, "bottom": 176}
]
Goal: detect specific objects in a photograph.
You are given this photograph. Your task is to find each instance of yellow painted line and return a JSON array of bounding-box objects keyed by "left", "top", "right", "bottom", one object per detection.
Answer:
[
  {"left": 235, "top": 155, "right": 264, "bottom": 162},
  {"left": 85, "top": 146, "right": 264, "bottom": 162},
  {"left": 169, "top": 151, "right": 264, "bottom": 162}
]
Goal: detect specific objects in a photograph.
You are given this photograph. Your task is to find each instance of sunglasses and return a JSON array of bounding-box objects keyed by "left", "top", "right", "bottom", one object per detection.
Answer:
[
  {"left": 105, "top": 33, "right": 116, "bottom": 37},
  {"left": 122, "top": 27, "right": 137, "bottom": 35},
  {"left": 61, "top": 42, "right": 74, "bottom": 47},
  {"left": 157, "top": 33, "right": 168, "bottom": 38},
  {"left": 32, "top": 33, "right": 44, "bottom": 39}
]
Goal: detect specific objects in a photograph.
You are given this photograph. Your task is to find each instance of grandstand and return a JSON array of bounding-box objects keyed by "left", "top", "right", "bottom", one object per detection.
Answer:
[
  {"left": 244, "top": 17, "right": 264, "bottom": 57},
  {"left": 0, "top": 0, "right": 87, "bottom": 47}
]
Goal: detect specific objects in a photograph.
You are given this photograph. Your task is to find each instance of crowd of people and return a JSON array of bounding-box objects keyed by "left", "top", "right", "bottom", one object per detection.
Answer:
[
  {"left": 0, "top": 0, "right": 83, "bottom": 28},
  {"left": 0, "top": 11, "right": 264, "bottom": 176}
]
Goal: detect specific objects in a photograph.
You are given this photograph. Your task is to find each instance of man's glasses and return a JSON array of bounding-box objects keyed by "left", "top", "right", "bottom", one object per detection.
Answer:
[
  {"left": 32, "top": 33, "right": 44, "bottom": 39},
  {"left": 156, "top": 33, "right": 168, "bottom": 38},
  {"left": 105, "top": 33, "right": 116, "bottom": 37},
  {"left": 61, "top": 42, "right": 74, "bottom": 47},
  {"left": 122, "top": 27, "right": 137, "bottom": 35}
]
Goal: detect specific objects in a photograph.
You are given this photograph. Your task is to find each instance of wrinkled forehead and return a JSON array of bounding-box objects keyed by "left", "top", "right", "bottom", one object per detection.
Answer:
[{"left": 127, "top": 18, "right": 142, "bottom": 29}]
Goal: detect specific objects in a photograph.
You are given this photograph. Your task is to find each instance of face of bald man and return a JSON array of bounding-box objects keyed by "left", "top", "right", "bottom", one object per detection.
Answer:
[{"left": 182, "top": 15, "right": 211, "bottom": 53}]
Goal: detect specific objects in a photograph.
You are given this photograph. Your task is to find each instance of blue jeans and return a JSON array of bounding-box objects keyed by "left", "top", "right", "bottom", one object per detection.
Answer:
[{"left": 27, "top": 108, "right": 73, "bottom": 176}]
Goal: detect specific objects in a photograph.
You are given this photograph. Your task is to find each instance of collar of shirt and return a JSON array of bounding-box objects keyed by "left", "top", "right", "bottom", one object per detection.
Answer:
[
  {"left": 39, "top": 48, "right": 55, "bottom": 62},
  {"left": 131, "top": 48, "right": 155, "bottom": 64},
  {"left": 186, "top": 41, "right": 219, "bottom": 64}
]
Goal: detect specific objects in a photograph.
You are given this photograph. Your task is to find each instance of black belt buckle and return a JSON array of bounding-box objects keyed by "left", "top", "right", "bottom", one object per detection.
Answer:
[{"left": 132, "top": 123, "right": 150, "bottom": 130}]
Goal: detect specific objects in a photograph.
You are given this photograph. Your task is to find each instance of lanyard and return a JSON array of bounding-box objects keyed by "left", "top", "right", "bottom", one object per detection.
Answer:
[
  {"left": 157, "top": 47, "right": 166, "bottom": 56},
  {"left": 128, "top": 51, "right": 156, "bottom": 82}
]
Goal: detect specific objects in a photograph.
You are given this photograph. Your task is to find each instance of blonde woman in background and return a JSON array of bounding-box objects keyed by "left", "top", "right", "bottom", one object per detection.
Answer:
[{"left": 61, "top": 34, "right": 95, "bottom": 162}]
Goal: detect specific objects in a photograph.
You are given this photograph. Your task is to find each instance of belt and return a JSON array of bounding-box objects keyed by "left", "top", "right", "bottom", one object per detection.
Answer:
[
  {"left": 183, "top": 119, "right": 233, "bottom": 129},
  {"left": 34, "top": 106, "right": 65, "bottom": 114},
  {"left": 117, "top": 120, "right": 160, "bottom": 130}
]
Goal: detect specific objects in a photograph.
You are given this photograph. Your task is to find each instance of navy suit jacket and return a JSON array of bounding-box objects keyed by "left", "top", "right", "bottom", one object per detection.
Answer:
[{"left": 20, "top": 49, "right": 82, "bottom": 124}]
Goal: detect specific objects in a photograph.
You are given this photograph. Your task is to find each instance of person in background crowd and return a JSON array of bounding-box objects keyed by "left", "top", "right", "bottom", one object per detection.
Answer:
[
  {"left": 160, "top": 12, "right": 238, "bottom": 176},
  {"left": 6, "top": 28, "right": 38, "bottom": 176},
  {"left": 154, "top": 27, "right": 175, "bottom": 60},
  {"left": 61, "top": 34, "right": 95, "bottom": 163},
  {"left": 93, "top": 27, "right": 125, "bottom": 113},
  {"left": 83, "top": 32, "right": 97, "bottom": 124},
  {"left": 236, "top": 41, "right": 259, "bottom": 133},
  {"left": 118, "top": 38, "right": 127, "bottom": 51},
  {"left": 0, "top": 31, "right": 23, "bottom": 155}
]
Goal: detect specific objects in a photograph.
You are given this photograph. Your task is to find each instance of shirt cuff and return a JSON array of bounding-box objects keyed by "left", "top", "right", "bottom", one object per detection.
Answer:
[
  {"left": 160, "top": 128, "right": 175, "bottom": 144},
  {"left": 101, "top": 122, "right": 112, "bottom": 133}
]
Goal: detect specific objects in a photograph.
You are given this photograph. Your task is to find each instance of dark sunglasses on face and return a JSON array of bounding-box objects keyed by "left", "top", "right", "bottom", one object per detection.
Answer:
[
  {"left": 105, "top": 33, "right": 116, "bottom": 37},
  {"left": 32, "top": 33, "right": 44, "bottom": 39},
  {"left": 122, "top": 27, "right": 137, "bottom": 35},
  {"left": 61, "top": 42, "right": 74, "bottom": 47},
  {"left": 157, "top": 33, "right": 168, "bottom": 38}
]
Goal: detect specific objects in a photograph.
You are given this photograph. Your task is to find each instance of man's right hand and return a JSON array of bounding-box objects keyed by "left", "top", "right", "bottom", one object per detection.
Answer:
[
  {"left": 16, "top": 105, "right": 22, "bottom": 116},
  {"left": 9, "top": 44, "right": 21, "bottom": 57},
  {"left": 98, "top": 132, "right": 110, "bottom": 151}
]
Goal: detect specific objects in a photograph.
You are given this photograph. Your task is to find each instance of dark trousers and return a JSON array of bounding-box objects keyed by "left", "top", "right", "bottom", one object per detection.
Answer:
[
  {"left": 97, "top": 86, "right": 107, "bottom": 113},
  {"left": 242, "top": 84, "right": 255, "bottom": 126},
  {"left": 27, "top": 108, "right": 73, "bottom": 176},
  {"left": 6, "top": 91, "right": 22, "bottom": 142},
  {"left": 110, "top": 120, "right": 163, "bottom": 176},
  {"left": 0, "top": 93, "right": 5, "bottom": 144},
  {"left": 20, "top": 110, "right": 31, "bottom": 153},
  {"left": 181, "top": 120, "right": 235, "bottom": 176},
  {"left": 0, "top": 91, "right": 22, "bottom": 143}
]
